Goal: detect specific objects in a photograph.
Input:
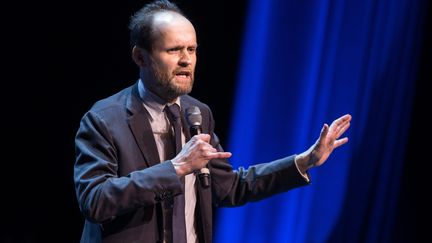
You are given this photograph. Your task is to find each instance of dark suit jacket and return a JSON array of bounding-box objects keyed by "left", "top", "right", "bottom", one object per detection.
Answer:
[{"left": 74, "top": 81, "right": 309, "bottom": 243}]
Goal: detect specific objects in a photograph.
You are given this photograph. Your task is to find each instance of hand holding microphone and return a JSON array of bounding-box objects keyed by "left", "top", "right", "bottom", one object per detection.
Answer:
[
  {"left": 185, "top": 106, "right": 209, "bottom": 188},
  {"left": 171, "top": 106, "right": 231, "bottom": 184}
]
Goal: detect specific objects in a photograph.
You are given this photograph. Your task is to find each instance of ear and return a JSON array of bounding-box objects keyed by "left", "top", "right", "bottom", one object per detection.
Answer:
[{"left": 132, "top": 46, "right": 148, "bottom": 67}]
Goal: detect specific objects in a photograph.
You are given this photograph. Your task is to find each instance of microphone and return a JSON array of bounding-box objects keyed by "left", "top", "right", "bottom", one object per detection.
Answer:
[{"left": 185, "top": 106, "right": 210, "bottom": 188}]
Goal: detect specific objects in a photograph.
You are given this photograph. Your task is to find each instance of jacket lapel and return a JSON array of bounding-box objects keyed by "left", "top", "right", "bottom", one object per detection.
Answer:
[{"left": 126, "top": 83, "right": 160, "bottom": 167}]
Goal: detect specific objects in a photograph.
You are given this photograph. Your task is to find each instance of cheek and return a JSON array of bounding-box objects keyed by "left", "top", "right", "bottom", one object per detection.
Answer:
[
  {"left": 188, "top": 57, "right": 197, "bottom": 70},
  {"left": 152, "top": 63, "right": 171, "bottom": 76},
  {"left": 152, "top": 55, "right": 174, "bottom": 68},
  {"left": 158, "top": 59, "right": 177, "bottom": 72}
]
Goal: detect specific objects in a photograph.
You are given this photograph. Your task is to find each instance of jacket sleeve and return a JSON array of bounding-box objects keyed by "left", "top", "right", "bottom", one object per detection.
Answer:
[
  {"left": 203, "top": 109, "right": 310, "bottom": 207},
  {"left": 74, "top": 110, "right": 182, "bottom": 223}
]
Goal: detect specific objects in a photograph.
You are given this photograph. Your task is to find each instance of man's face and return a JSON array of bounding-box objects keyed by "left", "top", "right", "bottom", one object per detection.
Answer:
[{"left": 145, "top": 12, "right": 197, "bottom": 102}]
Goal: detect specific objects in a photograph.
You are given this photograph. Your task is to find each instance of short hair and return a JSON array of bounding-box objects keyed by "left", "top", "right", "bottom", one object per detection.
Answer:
[{"left": 129, "top": 0, "right": 185, "bottom": 51}]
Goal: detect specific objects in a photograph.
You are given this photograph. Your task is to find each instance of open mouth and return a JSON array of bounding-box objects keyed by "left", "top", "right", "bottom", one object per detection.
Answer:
[{"left": 175, "top": 70, "right": 191, "bottom": 79}]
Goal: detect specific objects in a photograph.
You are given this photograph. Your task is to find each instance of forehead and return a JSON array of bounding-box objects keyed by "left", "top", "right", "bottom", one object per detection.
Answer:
[
  {"left": 152, "top": 11, "right": 197, "bottom": 45},
  {"left": 153, "top": 11, "right": 179, "bottom": 24}
]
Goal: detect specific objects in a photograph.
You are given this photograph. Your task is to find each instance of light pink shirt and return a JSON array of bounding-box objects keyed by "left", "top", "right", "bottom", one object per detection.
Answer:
[{"left": 138, "top": 80, "right": 198, "bottom": 243}]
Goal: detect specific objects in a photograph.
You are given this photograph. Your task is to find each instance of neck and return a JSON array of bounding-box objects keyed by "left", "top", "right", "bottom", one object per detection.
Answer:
[{"left": 139, "top": 79, "right": 179, "bottom": 104}]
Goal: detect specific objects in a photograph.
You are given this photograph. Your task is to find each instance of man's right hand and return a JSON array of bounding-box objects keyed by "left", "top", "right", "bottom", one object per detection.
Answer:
[{"left": 171, "top": 134, "right": 232, "bottom": 176}]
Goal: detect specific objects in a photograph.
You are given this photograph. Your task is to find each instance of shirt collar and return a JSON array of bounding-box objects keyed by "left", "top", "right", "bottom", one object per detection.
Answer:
[{"left": 138, "top": 79, "right": 181, "bottom": 112}]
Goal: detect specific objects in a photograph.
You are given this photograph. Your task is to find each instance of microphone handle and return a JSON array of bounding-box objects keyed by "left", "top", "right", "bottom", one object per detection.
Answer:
[
  {"left": 197, "top": 168, "right": 210, "bottom": 188},
  {"left": 190, "top": 125, "right": 201, "bottom": 136}
]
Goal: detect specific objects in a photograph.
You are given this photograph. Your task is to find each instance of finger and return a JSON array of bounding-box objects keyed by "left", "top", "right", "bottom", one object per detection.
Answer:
[
  {"left": 203, "top": 147, "right": 217, "bottom": 153},
  {"left": 195, "top": 133, "right": 211, "bottom": 143},
  {"left": 319, "top": 123, "right": 329, "bottom": 141},
  {"left": 330, "top": 116, "right": 351, "bottom": 135},
  {"left": 332, "top": 114, "right": 352, "bottom": 129},
  {"left": 202, "top": 149, "right": 222, "bottom": 157},
  {"left": 336, "top": 122, "right": 350, "bottom": 137},
  {"left": 338, "top": 114, "right": 352, "bottom": 123},
  {"left": 333, "top": 137, "right": 349, "bottom": 148},
  {"left": 208, "top": 151, "right": 232, "bottom": 159},
  {"left": 344, "top": 114, "right": 352, "bottom": 121}
]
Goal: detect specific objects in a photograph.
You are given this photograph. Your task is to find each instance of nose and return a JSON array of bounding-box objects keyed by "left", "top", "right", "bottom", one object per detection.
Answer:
[{"left": 178, "top": 50, "right": 192, "bottom": 67}]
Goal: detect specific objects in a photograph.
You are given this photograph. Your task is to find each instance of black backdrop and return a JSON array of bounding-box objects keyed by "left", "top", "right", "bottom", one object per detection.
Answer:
[
  {"left": 2, "top": 0, "right": 429, "bottom": 242},
  {"left": 3, "top": 1, "right": 247, "bottom": 242}
]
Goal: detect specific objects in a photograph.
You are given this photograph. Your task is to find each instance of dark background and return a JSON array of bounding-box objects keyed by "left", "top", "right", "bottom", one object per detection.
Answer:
[{"left": 2, "top": 0, "right": 429, "bottom": 242}]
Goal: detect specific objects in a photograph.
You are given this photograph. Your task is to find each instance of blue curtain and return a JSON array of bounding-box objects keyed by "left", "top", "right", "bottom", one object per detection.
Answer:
[{"left": 215, "top": 0, "right": 428, "bottom": 242}]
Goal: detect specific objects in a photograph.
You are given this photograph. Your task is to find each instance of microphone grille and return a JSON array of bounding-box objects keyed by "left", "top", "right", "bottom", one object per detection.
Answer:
[{"left": 185, "top": 106, "right": 202, "bottom": 126}]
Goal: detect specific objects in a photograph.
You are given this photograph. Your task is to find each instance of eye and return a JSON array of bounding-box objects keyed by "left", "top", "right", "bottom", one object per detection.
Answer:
[
  {"left": 167, "top": 47, "right": 181, "bottom": 54},
  {"left": 187, "top": 47, "right": 196, "bottom": 54}
]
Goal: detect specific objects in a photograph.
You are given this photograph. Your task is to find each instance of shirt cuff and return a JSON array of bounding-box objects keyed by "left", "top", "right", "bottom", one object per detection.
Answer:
[{"left": 294, "top": 158, "right": 310, "bottom": 182}]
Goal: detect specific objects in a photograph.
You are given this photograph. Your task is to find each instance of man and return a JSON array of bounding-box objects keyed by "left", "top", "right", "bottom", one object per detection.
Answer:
[{"left": 73, "top": 0, "right": 352, "bottom": 242}]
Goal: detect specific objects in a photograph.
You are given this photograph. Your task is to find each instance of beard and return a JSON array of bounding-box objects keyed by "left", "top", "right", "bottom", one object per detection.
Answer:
[{"left": 147, "top": 60, "right": 195, "bottom": 102}]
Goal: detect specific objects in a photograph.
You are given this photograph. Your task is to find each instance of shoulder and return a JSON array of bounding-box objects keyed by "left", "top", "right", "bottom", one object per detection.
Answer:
[
  {"left": 181, "top": 95, "right": 211, "bottom": 112},
  {"left": 85, "top": 83, "right": 136, "bottom": 120}
]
